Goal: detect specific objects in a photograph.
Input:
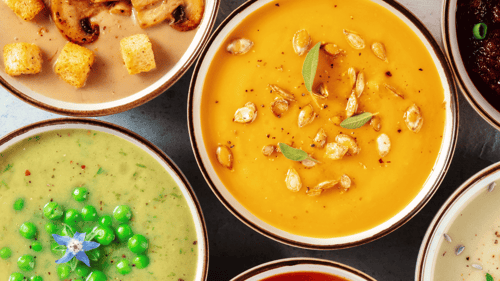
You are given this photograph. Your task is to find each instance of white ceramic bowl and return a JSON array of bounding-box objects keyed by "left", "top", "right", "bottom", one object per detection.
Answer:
[
  {"left": 0, "top": 118, "right": 209, "bottom": 280},
  {"left": 0, "top": 1, "right": 219, "bottom": 117},
  {"left": 415, "top": 162, "right": 500, "bottom": 280},
  {"left": 188, "top": 0, "right": 458, "bottom": 249},
  {"left": 230, "top": 258, "right": 375, "bottom": 281},
  {"left": 442, "top": 0, "right": 500, "bottom": 130}
]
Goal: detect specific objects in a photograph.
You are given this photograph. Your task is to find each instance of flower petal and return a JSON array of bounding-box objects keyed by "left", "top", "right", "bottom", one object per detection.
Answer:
[
  {"left": 74, "top": 232, "right": 86, "bottom": 243},
  {"left": 52, "top": 234, "right": 71, "bottom": 246},
  {"left": 76, "top": 251, "right": 91, "bottom": 267},
  {"left": 82, "top": 241, "right": 100, "bottom": 251},
  {"left": 55, "top": 250, "right": 75, "bottom": 264}
]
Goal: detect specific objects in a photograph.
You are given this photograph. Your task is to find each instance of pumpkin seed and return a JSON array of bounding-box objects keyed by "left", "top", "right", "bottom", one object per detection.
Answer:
[
  {"left": 376, "top": 133, "right": 391, "bottom": 157},
  {"left": 269, "top": 84, "right": 296, "bottom": 101},
  {"left": 262, "top": 145, "right": 276, "bottom": 156},
  {"left": 384, "top": 83, "right": 404, "bottom": 99},
  {"left": 348, "top": 67, "right": 357, "bottom": 89},
  {"left": 404, "top": 103, "right": 424, "bottom": 133},
  {"left": 345, "top": 91, "right": 358, "bottom": 118},
  {"left": 301, "top": 157, "right": 317, "bottom": 168},
  {"left": 298, "top": 104, "right": 316, "bottom": 128},
  {"left": 488, "top": 182, "right": 496, "bottom": 192},
  {"left": 340, "top": 174, "right": 351, "bottom": 189},
  {"left": 371, "top": 42, "right": 388, "bottom": 62},
  {"left": 325, "top": 142, "right": 349, "bottom": 160},
  {"left": 370, "top": 115, "right": 381, "bottom": 132},
  {"left": 313, "top": 83, "right": 329, "bottom": 99},
  {"left": 233, "top": 102, "right": 258, "bottom": 123},
  {"left": 293, "top": 29, "right": 312, "bottom": 56},
  {"left": 226, "top": 38, "right": 254, "bottom": 55},
  {"left": 455, "top": 245, "right": 465, "bottom": 256},
  {"left": 270, "top": 98, "right": 289, "bottom": 118},
  {"left": 322, "top": 43, "right": 345, "bottom": 58},
  {"left": 335, "top": 134, "right": 360, "bottom": 156},
  {"left": 471, "top": 264, "right": 483, "bottom": 270},
  {"left": 355, "top": 72, "right": 365, "bottom": 97},
  {"left": 306, "top": 187, "right": 323, "bottom": 197},
  {"left": 443, "top": 233, "right": 452, "bottom": 243},
  {"left": 314, "top": 180, "right": 339, "bottom": 190},
  {"left": 313, "top": 128, "right": 328, "bottom": 148},
  {"left": 216, "top": 145, "right": 233, "bottom": 169},
  {"left": 285, "top": 167, "right": 302, "bottom": 192},
  {"left": 343, "top": 29, "right": 365, "bottom": 50}
]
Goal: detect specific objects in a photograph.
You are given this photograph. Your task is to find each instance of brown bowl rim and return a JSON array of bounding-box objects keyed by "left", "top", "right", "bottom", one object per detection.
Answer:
[
  {"left": 415, "top": 161, "right": 500, "bottom": 280},
  {"left": 0, "top": 0, "right": 220, "bottom": 117},
  {"left": 0, "top": 118, "right": 209, "bottom": 280},
  {"left": 442, "top": 0, "right": 500, "bottom": 130},
  {"left": 188, "top": 0, "right": 459, "bottom": 250},
  {"left": 230, "top": 257, "right": 377, "bottom": 281}
]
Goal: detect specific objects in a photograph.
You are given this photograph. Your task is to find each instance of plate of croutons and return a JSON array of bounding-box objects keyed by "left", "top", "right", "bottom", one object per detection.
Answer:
[{"left": 0, "top": 0, "right": 219, "bottom": 116}]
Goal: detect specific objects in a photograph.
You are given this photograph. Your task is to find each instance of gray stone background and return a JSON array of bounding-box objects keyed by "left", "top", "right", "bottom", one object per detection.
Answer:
[{"left": 1, "top": 0, "right": 499, "bottom": 280}]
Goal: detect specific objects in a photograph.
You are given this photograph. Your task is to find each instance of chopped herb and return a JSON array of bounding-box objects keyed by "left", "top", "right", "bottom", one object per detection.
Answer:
[
  {"left": 96, "top": 167, "right": 105, "bottom": 175},
  {"left": 486, "top": 273, "right": 494, "bottom": 281},
  {"left": 3, "top": 164, "right": 13, "bottom": 173},
  {"left": 170, "top": 193, "right": 182, "bottom": 199},
  {"left": 136, "top": 164, "right": 146, "bottom": 168},
  {"left": 119, "top": 150, "right": 127, "bottom": 156}
]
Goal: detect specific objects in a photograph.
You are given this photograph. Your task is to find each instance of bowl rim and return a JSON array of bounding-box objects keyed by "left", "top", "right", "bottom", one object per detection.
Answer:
[
  {"left": 0, "top": 118, "right": 209, "bottom": 280},
  {"left": 188, "top": 0, "right": 459, "bottom": 250},
  {"left": 442, "top": 0, "right": 500, "bottom": 130},
  {"left": 415, "top": 161, "right": 500, "bottom": 281},
  {"left": 0, "top": 0, "right": 220, "bottom": 117},
  {"left": 230, "top": 257, "right": 377, "bottom": 281}
]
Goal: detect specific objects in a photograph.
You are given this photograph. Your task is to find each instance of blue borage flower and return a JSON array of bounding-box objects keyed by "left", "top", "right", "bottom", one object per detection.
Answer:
[{"left": 52, "top": 232, "right": 100, "bottom": 267}]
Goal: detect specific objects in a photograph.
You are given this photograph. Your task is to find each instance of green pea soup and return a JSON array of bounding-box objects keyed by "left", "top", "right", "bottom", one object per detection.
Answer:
[{"left": 0, "top": 128, "right": 202, "bottom": 280}]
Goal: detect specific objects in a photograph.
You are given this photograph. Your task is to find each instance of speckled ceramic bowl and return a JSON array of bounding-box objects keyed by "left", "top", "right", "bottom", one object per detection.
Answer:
[
  {"left": 188, "top": 0, "right": 458, "bottom": 249},
  {"left": 416, "top": 162, "right": 500, "bottom": 280},
  {"left": 0, "top": 1, "right": 219, "bottom": 117},
  {"left": 443, "top": 0, "right": 500, "bottom": 130},
  {"left": 230, "top": 258, "right": 376, "bottom": 281},
  {"left": 0, "top": 118, "right": 209, "bottom": 280}
]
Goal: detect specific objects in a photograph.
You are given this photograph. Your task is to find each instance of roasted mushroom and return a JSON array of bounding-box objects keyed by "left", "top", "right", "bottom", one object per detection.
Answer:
[{"left": 135, "top": 0, "right": 205, "bottom": 30}]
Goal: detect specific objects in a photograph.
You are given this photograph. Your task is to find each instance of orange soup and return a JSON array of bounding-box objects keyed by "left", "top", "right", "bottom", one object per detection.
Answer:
[
  {"left": 200, "top": 0, "right": 446, "bottom": 238},
  {"left": 261, "top": 272, "right": 348, "bottom": 281}
]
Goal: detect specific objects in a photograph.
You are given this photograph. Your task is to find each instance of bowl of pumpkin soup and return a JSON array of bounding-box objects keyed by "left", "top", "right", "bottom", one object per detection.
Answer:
[
  {"left": 0, "top": 0, "right": 219, "bottom": 116},
  {"left": 189, "top": 0, "right": 458, "bottom": 248},
  {"left": 0, "top": 119, "right": 208, "bottom": 280},
  {"left": 416, "top": 162, "right": 500, "bottom": 281},
  {"left": 230, "top": 258, "right": 376, "bottom": 281}
]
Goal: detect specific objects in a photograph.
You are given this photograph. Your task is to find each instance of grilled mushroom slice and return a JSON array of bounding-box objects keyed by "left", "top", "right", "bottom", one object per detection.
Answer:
[{"left": 135, "top": 0, "right": 205, "bottom": 30}]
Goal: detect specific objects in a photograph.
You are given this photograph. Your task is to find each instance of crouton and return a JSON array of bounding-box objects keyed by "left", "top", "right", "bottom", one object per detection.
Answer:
[
  {"left": 54, "top": 42, "right": 95, "bottom": 88},
  {"left": 109, "top": 1, "right": 132, "bottom": 16},
  {"left": 5, "top": 0, "right": 45, "bottom": 21},
  {"left": 120, "top": 34, "right": 156, "bottom": 75},
  {"left": 3, "top": 43, "right": 43, "bottom": 76}
]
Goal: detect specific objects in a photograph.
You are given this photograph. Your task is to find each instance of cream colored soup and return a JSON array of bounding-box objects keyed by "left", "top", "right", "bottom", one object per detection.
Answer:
[{"left": 0, "top": 2, "right": 196, "bottom": 103}]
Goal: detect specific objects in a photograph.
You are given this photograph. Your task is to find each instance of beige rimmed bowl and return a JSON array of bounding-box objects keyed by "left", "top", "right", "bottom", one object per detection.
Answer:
[
  {"left": 443, "top": 0, "right": 500, "bottom": 130},
  {"left": 0, "top": 1, "right": 219, "bottom": 117},
  {"left": 0, "top": 118, "right": 209, "bottom": 280},
  {"left": 415, "top": 162, "right": 500, "bottom": 281},
  {"left": 230, "top": 258, "right": 376, "bottom": 281},
  {"left": 188, "top": 0, "right": 458, "bottom": 249}
]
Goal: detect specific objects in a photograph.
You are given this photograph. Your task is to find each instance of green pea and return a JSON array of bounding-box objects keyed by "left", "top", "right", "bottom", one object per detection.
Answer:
[
  {"left": 59, "top": 225, "right": 77, "bottom": 237},
  {"left": 8, "top": 273, "right": 24, "bottom": 281},
  {"left": 17, "top": 254, "right": 35, "bottom": 271},
  {"left": 86, "top": 270, "right": 107, "bottom": 281},
  {"left": 63, "top": 209, "right": 82, "bottom": 226},
  {"left": 81, "top": 205, "right": 98, "bottom": 222},
  {"left": 94, "top": 226, "right": 115, "bottom": 246},
  {"left": 29, "top": 275, "right": 43, "bottom": 281},
  {"left": 44, "top": 222, "right": 58, "bottom": 234},
  {"left": 99, "top": 215, "right": 113, "bottom": 227},
  {"left": 75, "top": 264, "right": 91, "bottom": 277},
  {"left": 57, "top": 264, "right": 71, "bottom": 279},
  {"left": 116, "top": 259, "right": 132, "bottom": 275},
  {"left": 43, "top": 202, "right": 64, "bottom": 220},
  {"left": 50, "top": 242, "right": 65, "bottom": 257},
  {"left": 86, "top": 247, "right": 102, "bottom": 261},
  {"left": 132, "top": 255, "right": 149, "bottom": 269},
  {"left": 113, "top": 205, "right": 132, "bottom": 223},
  {"left": 0, "top": 247, "right": 12, "bottom": 259},
  {"left": 13, "top": 198, "right": 24, "bottom": 211},
  {"left": 19, "top": 222, "right": 37, "bottom": 239},
  {"left": 115, "top": 224, "right": 133, "bottom": 242},
  {"left": 31, "top": 241, "right": 42, "bottom": 252},
  {"left": 128, "top": 234, "right": 148, "bottom": 254},
  {"left": 73, "top": 187, "right": 88, "bottom": 202}
]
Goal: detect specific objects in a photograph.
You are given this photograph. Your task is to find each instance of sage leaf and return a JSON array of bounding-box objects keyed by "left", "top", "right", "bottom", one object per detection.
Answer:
[
  {"left": 302, "top": 42, "right": 321, "bottom": 92},
  {"left": 486, "top": 273, "right": 494, "bottom": 281},
  {"left": 278, "top": 143, "right": 319, "bottom": 163},
  {"left": 340, "top": 112, "right": 376, "bottom": 129}
]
